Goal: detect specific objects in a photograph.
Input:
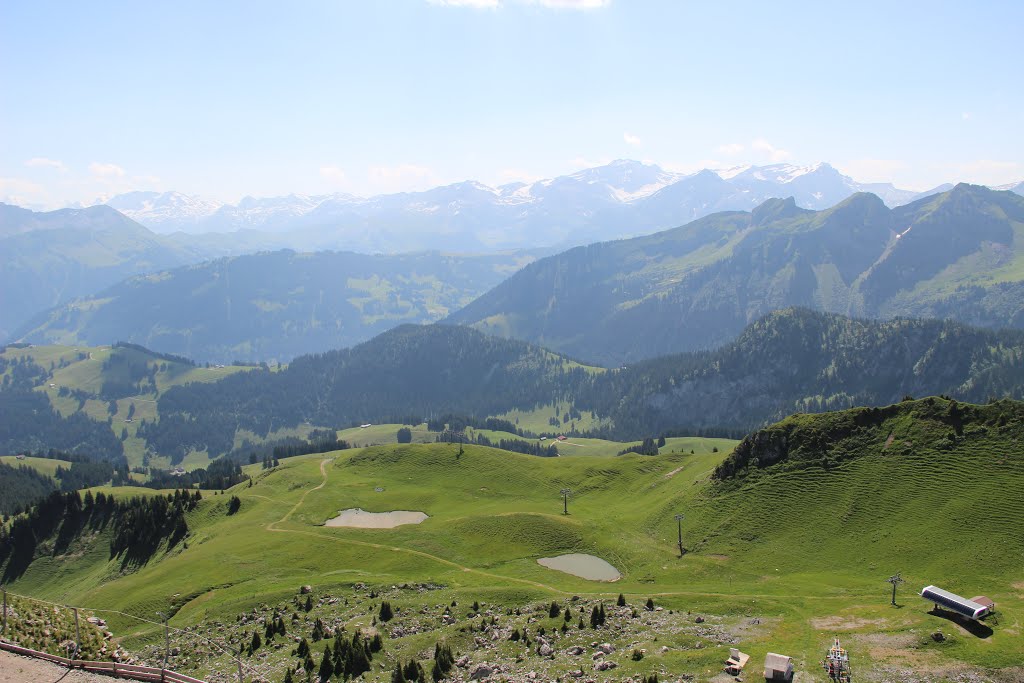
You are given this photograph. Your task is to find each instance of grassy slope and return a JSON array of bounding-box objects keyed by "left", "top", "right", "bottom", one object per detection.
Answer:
[
  {"left": 0, "top": 455, "right": 70, "bottom": 477},
  {"left": 6, "top": 402, "right": 1021, "bottom": 679},
  {"left": 0, "top": 344, "right": 255, "bottom": 470}
]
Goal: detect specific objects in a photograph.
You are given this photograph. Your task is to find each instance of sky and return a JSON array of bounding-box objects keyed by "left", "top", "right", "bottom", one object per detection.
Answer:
[{"left": 1, "top": 0, "right": 1022, "bottom": 208}]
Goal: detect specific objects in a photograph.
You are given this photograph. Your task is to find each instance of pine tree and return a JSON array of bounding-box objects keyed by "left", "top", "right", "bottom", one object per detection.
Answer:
[
  {"left": 646, "top": 597, "right": 655, "bottom": 611},
  {"left": 304, "top": 595, "right": 314, "bottom": 612},
  {"left": 617, "top": 593, "right": 626, "bottom": 607},
  {"left": 283, "top": 668, "right": 294, "bottom": 683},
  {"left": 304, "top": 652, "right": 316, "bottom": 676},
  {"left": 599, "top": 604, "right": 606, "bottom": 625},
  {"left": 379, "top": 601, "right": 394, "bottom": 622},
  {"left": 318, "top": 645, "right": 334, "bottom": 681},
  {"left": 548, "top": 601, "right": 560, "bottom": 618},
  {"left": 250, "top": 630, "right": 261, "bottom": 654},
  {"left": 392, "top": 663, "right": 407, "bottom": 683}
]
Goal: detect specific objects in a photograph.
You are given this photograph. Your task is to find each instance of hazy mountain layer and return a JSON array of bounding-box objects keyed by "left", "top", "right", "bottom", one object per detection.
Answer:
[
  {"left": 15, "top": 249, "right": 541, "bottom": 363},
  {"left": 449, "top": 184, "right": 1024, "bottom": 364},
  {"left": 0, "top": 204, "right": 206, "bottom": 341}
]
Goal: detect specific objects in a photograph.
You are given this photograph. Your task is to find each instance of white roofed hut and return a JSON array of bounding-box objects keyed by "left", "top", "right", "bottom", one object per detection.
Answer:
[
  {"left": 764, "top": 652, "right": 794, "bottom": 682},
  {"left": 920, "top": 585, "right": 992, "bottom": 620}
]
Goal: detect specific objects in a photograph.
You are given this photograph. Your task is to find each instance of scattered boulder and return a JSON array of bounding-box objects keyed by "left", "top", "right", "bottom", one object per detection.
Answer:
[
  {"left": 695, "top": 616, "right": 705, "bottom": 623},
  {"left": 566, "top": 646, "right": 585, "bottom": 656},
  {"left": 470, "top": 663, "right": 494, "bottom": 680},
  {"left": 932, "top": 631, "right": 945, "bottom": 642},
  {"left": 539, "top": 643, "right": 554, "bottom": 657},
  {"left": 595, "top": 661, "right": 617, "bottom": 672},
  {"left": 597, "top": 643, "right": 616, "bottom": 654},
  {"left": 300, "top": 585, "right": 313, "bottom": 595},
  {"left": 456, "top": 655, "right": 471, "bottom": 668}
]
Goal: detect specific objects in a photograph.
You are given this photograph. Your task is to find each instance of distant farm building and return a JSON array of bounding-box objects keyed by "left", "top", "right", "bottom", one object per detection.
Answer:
[
  {"left": 764, "top": 652, "right": 794, "bottom": 681},
  {"left": 920, "top": 585, "right": 992, "bottom": 620}
]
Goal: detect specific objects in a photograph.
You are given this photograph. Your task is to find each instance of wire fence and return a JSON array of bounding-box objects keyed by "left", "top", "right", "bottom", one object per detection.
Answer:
[{"left": 1, "top": 587, "right": 283, "bottom": 683}]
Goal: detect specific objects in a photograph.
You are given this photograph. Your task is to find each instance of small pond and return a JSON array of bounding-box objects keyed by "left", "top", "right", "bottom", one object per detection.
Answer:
[
  {"left": 325, "top": 508, "right": 428, "bottom": 528},
  {"left": 537, "top": 553, "right": 621, "bottom": 581}
]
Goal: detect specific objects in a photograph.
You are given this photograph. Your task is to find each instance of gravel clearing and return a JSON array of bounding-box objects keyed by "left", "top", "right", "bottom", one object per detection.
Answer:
[{"left": 0, "top": 650, "right": 123, "bottom": 683}]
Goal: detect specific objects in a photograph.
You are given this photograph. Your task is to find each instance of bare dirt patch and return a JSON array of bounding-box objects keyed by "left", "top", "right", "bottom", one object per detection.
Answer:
[
  {"left": 810, "top": 615, "right": 888, "bottom": 631},
  {"left": 664, "top": 466, "right": 685, "bottom": 478}
]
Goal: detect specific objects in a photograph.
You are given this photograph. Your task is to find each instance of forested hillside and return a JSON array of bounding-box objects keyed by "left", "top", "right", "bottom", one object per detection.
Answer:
[
  {"left": 146, "top": 324, "right": 596, "bottom": 459},
  {"left": 449, "top": 184, "right": 1024, "bottom": 364},
  {"left": 140, "top": 311, "right": 1024, "bottom": 453},
  {"left": 581, "top": 308, "right": 1024, "bottom": 436}
]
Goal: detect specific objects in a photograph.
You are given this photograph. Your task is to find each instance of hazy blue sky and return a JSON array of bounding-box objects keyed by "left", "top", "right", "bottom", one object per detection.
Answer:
[{"left": 2, "top": 0, "right": 1021, "bottom": 207}]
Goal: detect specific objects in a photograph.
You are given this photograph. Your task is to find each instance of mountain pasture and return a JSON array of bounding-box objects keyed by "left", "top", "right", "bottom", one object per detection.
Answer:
[{"left": 4, "top": 402, "right": 1021, "bottom": 680}]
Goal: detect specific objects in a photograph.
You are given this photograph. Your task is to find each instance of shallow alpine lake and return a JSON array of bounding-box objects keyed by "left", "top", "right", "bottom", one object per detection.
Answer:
[
  {"left": 537, "top": 553, "right": 621, "bottom": 581},
  {"left": 324, "top": 508, "right": 428, "bottom": 528}
]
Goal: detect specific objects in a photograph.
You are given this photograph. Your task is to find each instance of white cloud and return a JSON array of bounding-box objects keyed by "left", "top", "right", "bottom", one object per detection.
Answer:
[
  {"left": 566, "top": 156, "right": 611, "bottom": 171},
  {"left": 495, "top": 168, "right": 543, "bottom": 185},
  {"left": 623, "top": 132, "right": 641, "bottom": 146},
  {"left": 938, "top": 159, "right": 1022, "bottom": 186},
  {"left": 0, "top": 177, "right": 48, "bottom": 207},
  {"left": 717, "top": 143, "right": 744, "bottom": 156},
  {"left": 89, "top": 162, "right": 126, "bottom": 178},
  {"left": 836, "top": 159, "right": 910, "bottom": 184},
  {"left": 751, "top": 139, "right": 791, "bottom": 162},
  {"left": 25, "top": 157, "right": 68, "bottom": 173},
  {"left": 962, "top": 112, "right": 971, "bottom": 120},
  {"left": 320, "top": 165, "right": 348, "bottom": 186},
  {"left": 367, "top": 164, "right": 442, "bottom": 193}
]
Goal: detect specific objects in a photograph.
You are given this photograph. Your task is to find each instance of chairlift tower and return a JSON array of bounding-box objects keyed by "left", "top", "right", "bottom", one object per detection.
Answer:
[{"left": 887, "top": 572, "right": 905, "bottom": 606}]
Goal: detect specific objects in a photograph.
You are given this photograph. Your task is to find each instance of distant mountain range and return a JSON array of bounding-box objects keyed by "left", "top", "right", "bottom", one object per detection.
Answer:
[
  {"left": 14, "top": 249, "right": 541, "bottom": 363},
  {"left": 448, "top": 184, "right": 1024, "bottom": 365},
  {"left": 102, "top": 160, "right": 1019, "bottom": 252}
]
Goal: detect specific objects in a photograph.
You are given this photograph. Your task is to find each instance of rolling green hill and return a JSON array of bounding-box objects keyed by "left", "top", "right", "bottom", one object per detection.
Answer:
[
  {"left": 15, "top": 249, "right": 540, "bottom": 364},
  {"left": 448, "top": 185, "right": 1024, "bottom": 365},
  {"left": 1, "top": 398, "right": 1020, "bottom": 681}
]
